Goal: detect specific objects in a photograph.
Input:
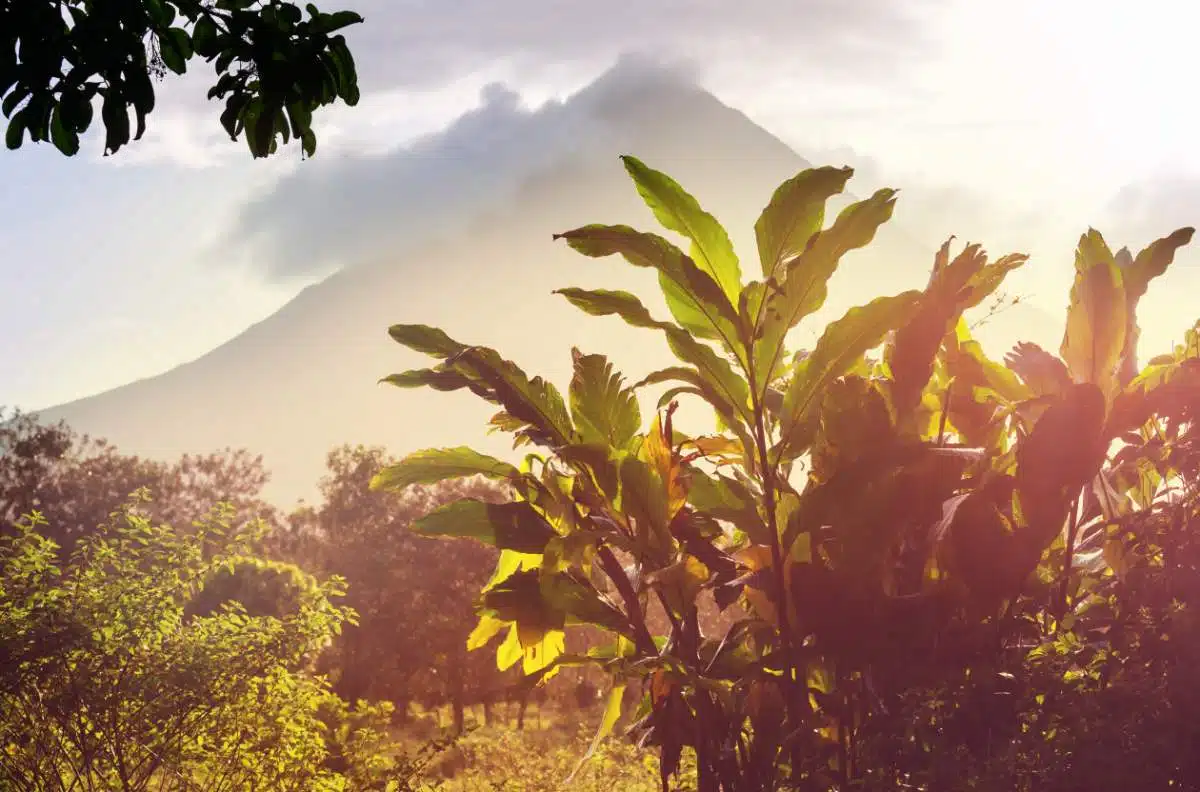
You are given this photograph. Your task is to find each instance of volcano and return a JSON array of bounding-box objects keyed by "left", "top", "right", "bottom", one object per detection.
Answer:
[{"left": 35, "top": 56, "right": 1049, "bottom": 504}]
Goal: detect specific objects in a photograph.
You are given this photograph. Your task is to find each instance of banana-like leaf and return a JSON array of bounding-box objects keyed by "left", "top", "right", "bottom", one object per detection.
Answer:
[
  {"left": 1015, "top": 383, "right": 1108, "bottom": 548},
  {"left": 777, "top": 291, "right": 922, "bottom": 460},
  {"left": 569, "top": 349, "right": 641, "bottom": 450},
  {"left": 413, "top": 499, "right": 557, "bottom": 554},
  {"left": 620, "top": 154, "right": 743, "bottom": 302},
  {"left": 449, "top": 346, "right": 576, "bottom": 449},
  {"left": 387, "top": 323, "right": 469, "bottom": 358},
  {"left": 1004, "top": 342, "right": 1073, "bottom": 398},
  {"left": 1114, "top": 227, "right": 1195, "bottom": 385},
  {"left": 887, "top": 241, "right": 1027, "bottom": 418},
  {"left": 1060, "top": 229, "right": 1128, "bottom": 403},
  {"left": 751, "top": 188, "right": 899, "bottom": 393},
  {"left": 371, "top": 446, "right": 519, "bottom": 491},
  {"left": 554, "top": 224, "right": 743, "bottom": 352},
  {"left": 555, "top": 287, "right": 753, "bottom": 427},
  {"left": 754, "top": 165, "right": 854, "bottom": 279}
]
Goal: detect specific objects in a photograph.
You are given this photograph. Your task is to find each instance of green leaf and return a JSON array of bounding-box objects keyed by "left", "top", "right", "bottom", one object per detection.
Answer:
[
  {"left": 778, "top": 291, "right": 921, "bottom": 459},
  {"left": 412, "top": 499, "right": 556, "bottom": 554},
  {"left": 387, "top": 324, "right": 469, "bottom": 358},
  {"left": 101, "top": 92, "right": 130, "bottom": 154},
  {"left": 755, "top": 165, "right": 854, "bottom": 279},
  {"left": 554, "top": 288, "right": 753, "bottom": 427},
  {"left": 621, "top": 155, "right": 743, "bottom": 302},
  {"left": 159, "top": 27, "right": 193, "bottom": 75},
  {"left": 566, "top": 682, "right": 626, "bottom": 784},
  {"left": 371, "top": 447, "right": 520, "bottom": 491},
  {"left": 449, "top": 346, "right": 577, "bottom": 448},
  {"left": 569, "top": 350, "right": 641, "bottom": 449},
  {"left": 1004, "top": 342, "right": 1072, "bottom": 397},
  {"left": 753, "top": 188, "right": 899, "bottom": 393},
  {"left": 192, "top": 16, "right": 220, "bottom": 58},
  {"left": 1115, "top": 227, "right": 1194, "bottom": 385},
  {"left": 1060, "top": 229, "right": 1127, "bottom": 402},
  {"left": 1125, "top": 227, "right": 1194, "bottom": 301},
  {"left": 6, "top": 111, "right": 27, "bottom": 150},
  {"left": 49, "top": 104, "right": 79, "bottom": 156},
  {"left": 554, "top": 225, "right": 742, "bottom": 350}
]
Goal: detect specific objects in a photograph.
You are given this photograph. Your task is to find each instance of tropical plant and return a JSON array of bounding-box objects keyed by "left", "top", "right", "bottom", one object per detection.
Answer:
[
  {"left": 2, "top": 0, "right": 362, "bottom": 157},
  {"left": 374, "top": 154, "right": 1200, "bottom": 790}
]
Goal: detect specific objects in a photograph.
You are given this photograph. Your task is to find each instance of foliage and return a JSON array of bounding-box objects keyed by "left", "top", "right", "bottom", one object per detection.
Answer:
[
  {"left": 0, "top": 410, "right": 277, "bottom": 556},
  {"left": 1, "top": 0, "right": 362, "bottom": 158},
  {"left": 377, "top": 153, "right": 1200, "bottom": 790},
  {"left": 0, "top": 495, "right": 388, "bottom": 791},
  {"left": 274, "top": 445, "right": 515, "bottom": 727}
]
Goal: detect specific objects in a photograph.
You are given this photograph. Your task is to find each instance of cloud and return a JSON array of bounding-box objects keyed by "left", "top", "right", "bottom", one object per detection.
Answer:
[
  {"left": 340, "top": 0, "right": 942, "bottom": 91},
  {"left": 222, "top": 56, "right": 747, "bottom": 280},
  {"left": 1103, "top": 173, "right": 1200, "bottom": 247}
]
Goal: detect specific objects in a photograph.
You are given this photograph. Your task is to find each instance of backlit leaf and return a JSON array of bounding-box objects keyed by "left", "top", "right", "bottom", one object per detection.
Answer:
[
  {"left": 412, "top": 499, "right": 556, "bottom": 554},
  {"left": 778, "top": 291, "right": 921, "bottom": 459},
  {"left": 1060, "top": 229, "right": 1127, "bottom": 402},
  {"left": 569, "top": 349, "right": 641, "bottom": 449},
  {"left": 621, "top": 155, "right": 743, "bottom": 301},
  {"left": 370, "top": 446, "right": 519, "bottom": 491},
  {"left": 755, "top": 165, "right": 854, "bottom": 279}
]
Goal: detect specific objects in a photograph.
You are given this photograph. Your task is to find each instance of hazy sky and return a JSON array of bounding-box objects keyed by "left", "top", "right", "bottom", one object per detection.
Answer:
[{"left": 3, "top": 0, "right": 1200, "bottom": 410}]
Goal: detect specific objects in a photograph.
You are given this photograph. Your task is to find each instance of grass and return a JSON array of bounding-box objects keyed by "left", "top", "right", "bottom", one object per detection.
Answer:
[{"left": 395, "top": 702, "right": 698, "bottom": 791}]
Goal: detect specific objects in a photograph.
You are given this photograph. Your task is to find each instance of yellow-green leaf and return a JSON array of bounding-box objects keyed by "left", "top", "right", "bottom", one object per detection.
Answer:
[
  {"left": 621, "top": 155, "right": 743, "bottom": 301},
  {"left": 1060, "top": 229, "right": 1128, "bottom": 402},
  {"left": 755, "top": 165, "right": 854, "bottom": 279},
  {"left": 370, "top": 446, "right": 519, "bottom": 491}
]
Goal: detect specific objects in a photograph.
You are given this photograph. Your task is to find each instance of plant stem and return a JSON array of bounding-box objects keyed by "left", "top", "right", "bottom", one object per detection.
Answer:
[
  {"left": 596, "top": 545, "right": 656, "bottom": 655},
  {"left": 1056, "top": 492, "right": 1082, "bottom": 625}
]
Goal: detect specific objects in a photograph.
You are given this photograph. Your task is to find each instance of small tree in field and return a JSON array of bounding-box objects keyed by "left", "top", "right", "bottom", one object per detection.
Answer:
[
  {"left": 0, "top": 494, "right": 371, "bottom": 791},
  {"left": 276, "top": 444, "right": 512, "bottom": 730},
  {"left": 373, "top": 154, "right": 1200, "bottom": 790}
]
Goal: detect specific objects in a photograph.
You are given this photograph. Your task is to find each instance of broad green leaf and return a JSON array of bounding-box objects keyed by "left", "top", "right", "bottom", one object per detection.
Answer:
[
  {"left": 412, "top": 499, "right": 556, "bottom": 554},
  {"left": 752, "top": 189, "right": 899, "bottom": 393},
  {"left": 569, "top": 349, "right": 641, "bottom": 449},
  {"left": 1125, "top": 227, "right": 1194, "bottom": 301},
  {"left": 1060, "top": 229, "right": 1127, "bottom": 402},
  {"left": 1004, "top": 342, "right": 1072, "bottom": 398},
  {"left": 370, "top": 446, "right": 519, "bottom": 491},
  {"left": 554, "top": 225, "right": 742, "bottom": 351},
  {"left": 450, "top": 346, "right": 576, "bottom": 448},
  {"left": 379, "top": 367, "right": 487, "bottom": 395},
  {"left": 496, "top": 624, "right": 523, "bottom": 670},
  {"left": 755, "top": 165, "right": 854, "bottom": 279},
  {"left": 777, "top": 291, "right": 921, "bottom": 459},
  {"left": 621, "top": 155, "right": 743, "bottom": 301},
  {"left": 555, "top": 287, "right": 667, "bottom": 330},
  {"left": 387, "top": 323, "right": 469, "bottom": 358},
  {"left": 466, "top": 614, "right": 507, "bottom": 651},
  {"left": 1115, "top": 227, "right": 1194, "bottom": 385},
  {"left": 555, "top": 288, "right": 753, "bottom": 427}
]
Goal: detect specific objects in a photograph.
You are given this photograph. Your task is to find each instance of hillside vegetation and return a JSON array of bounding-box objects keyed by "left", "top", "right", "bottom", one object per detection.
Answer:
[{"left": 4, "top": 156, "right": 1200, "bottom": 791}]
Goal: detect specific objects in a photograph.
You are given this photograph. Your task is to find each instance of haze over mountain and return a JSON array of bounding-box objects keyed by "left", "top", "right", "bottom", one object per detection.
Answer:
[{"left": 34, "top": 57, "right": 1058, "bottom": 505}]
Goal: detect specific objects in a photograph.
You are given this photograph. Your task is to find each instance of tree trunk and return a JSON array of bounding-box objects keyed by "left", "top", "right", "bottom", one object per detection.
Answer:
[{"left": 450, "top": 663, "right": 465, "bottom": 735}]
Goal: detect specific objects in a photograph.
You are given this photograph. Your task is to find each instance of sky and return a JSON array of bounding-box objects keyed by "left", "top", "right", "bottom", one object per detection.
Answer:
[{"left": 3, "top": 0, "right": 1200, "bottom": 411}]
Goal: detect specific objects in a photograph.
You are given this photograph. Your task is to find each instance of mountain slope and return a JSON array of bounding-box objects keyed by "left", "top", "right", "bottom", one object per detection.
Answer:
[{"left": 37, "top": 58, "right": 1024, "bottom": 505}]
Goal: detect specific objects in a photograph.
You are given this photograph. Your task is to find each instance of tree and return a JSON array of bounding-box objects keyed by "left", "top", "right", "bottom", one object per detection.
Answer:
[
  {"left": 275, "top": 444, "right": 513, "bottom": 732},
  {"left": 0, "top": 410, "right": 278, "bottom": 556},
  {"left": 2, "top": 0, "right": 362, "bottom": 158},
  {"left": 371, "top": 153, "right": 1200, "bottom": 789},
  {"left": 0, "top": 498, "right": 391, "bottom": 791}
]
